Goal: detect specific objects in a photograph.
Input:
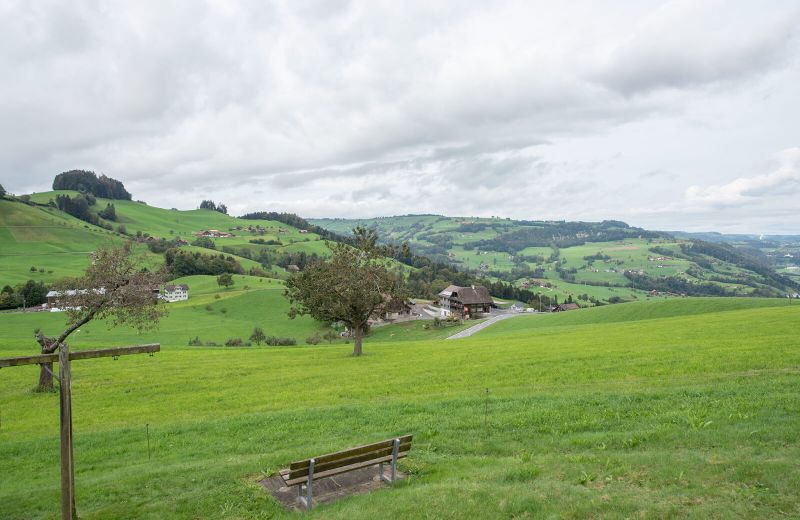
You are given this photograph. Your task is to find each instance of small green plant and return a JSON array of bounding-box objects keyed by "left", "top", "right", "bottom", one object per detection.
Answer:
[{"left": 579, "top": 470, "right": 597, "bottom": 485}]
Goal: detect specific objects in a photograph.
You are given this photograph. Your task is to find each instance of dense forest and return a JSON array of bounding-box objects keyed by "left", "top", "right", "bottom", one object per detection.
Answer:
[{"left": 53, "top": 170, "right": 132, "bottom": 200}]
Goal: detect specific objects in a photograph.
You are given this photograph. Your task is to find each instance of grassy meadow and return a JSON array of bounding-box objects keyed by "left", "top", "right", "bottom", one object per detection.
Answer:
[{"left": 1, "top": 298, "right": 799, "bottom": 519}]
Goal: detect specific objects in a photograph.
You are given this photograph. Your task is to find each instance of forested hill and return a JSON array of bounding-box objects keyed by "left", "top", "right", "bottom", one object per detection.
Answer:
[{"left": 310, "top": 215, "right": 800, "bottom": 302}]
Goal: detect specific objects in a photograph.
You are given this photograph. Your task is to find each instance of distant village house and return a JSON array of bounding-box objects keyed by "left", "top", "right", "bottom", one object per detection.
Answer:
[{"left": 194, "top": 229, "right": 234, "bottom": 238}]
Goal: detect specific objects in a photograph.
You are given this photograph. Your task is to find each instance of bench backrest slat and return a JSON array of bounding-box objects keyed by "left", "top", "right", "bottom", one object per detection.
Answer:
[
  {"left": 287, "top": 435, "right": 412, "bottom": 483},
  {"left": 284, "top": 450, "right": 411, "bottom": 486}
]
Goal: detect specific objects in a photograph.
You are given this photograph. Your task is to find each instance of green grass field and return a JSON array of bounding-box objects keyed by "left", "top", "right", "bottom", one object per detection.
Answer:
[{"left": 1, "top": 298, "right": 798, "bottom": 518}]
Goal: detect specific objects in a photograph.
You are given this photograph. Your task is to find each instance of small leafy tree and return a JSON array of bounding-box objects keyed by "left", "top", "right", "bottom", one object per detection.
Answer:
[
  {"left": 98, "top": 203, "right": 117, "bottom": 221},
  {"left": 249, "top": 326, "right": 266, "bottom": 346},
  {"left": 285, "top": 228, "right": 407, "bottom": 356},
  {"left": 217, "top": 273, "right": 234, "bottom": 289},
  {"left": 192, "top": 236, "right": 216, "bottom": 250},
  {"left": 33, "top": 243, "right": 168, "bottom": 391}
]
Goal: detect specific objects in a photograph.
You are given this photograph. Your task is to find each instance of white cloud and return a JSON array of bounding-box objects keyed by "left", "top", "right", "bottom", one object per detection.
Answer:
[
  {"left": 0, "top": 1, "right": 799, "bottom": 233},
  {"left": 686, "top": 147, "right": 800, "bottom": 206}
]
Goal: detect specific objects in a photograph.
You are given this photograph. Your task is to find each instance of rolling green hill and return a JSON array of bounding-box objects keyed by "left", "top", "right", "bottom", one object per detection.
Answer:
[
  {"left": 311, "top": 216, "right": 799, "bottom": 304},
  {"left": 1, "top": 299, "right": 798, "bottom": 518},
  {"left": 0, "top": 194, "right": 335, "bottom": 291},
  {"left": 0, "top": 199, "right": 127, "bottom": 285}
]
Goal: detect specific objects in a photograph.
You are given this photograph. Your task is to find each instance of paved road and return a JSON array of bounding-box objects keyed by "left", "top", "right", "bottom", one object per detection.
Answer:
[{"left": 446, "top": 313, "right": 522, "bottom": 339}]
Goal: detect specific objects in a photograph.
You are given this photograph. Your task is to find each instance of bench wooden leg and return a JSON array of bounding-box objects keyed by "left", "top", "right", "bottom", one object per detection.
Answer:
[
  {"left": 298, "top": 458, "right": 315, "bottom": 509},
  {"left": 380, "top": 438, "right": 400, "bottom": 484}
]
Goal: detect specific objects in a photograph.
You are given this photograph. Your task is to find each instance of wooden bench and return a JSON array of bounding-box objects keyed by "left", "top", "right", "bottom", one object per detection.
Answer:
[{"left": 279, "top": 435, "right": 412, "bottom": 510}]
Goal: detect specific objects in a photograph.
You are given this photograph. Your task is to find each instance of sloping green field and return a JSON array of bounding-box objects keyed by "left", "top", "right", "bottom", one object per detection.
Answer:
[
  {"left": 1, "top": 196, "right": 334, "bottom": 288},
  {"left": 0, "top": 200, "right": 123, "bottom": 285},
  {"left": 479, "top": 297, "right": 793, "bottom": 335},
  {"left": 1, "top": 299, "right": 798, "bottom": 519}
]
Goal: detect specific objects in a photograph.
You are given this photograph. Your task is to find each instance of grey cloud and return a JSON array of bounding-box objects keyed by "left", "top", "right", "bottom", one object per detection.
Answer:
[
  {"left": 596, "top": 4, "right": 800, "bottom": 95},
  {"left": 1, "top": 1, "right": 798, "bottom": 233}
]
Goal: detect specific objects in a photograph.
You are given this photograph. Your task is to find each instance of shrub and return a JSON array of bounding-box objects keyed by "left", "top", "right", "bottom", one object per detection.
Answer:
[
  {"left": 323, "top": 331, "right": 339, "bottom": 343},
  {"left": 225, "top": 337, "right": 244, "bottom": 347},
  {"left": 249, "top": 326, "right": 266, "bottom": 346},
  {"left": 265, "top": 336, "right": 296, "bottom": 346},
  {"left": 305, "top": 333, "right": 322, "bottom": 345},
  {"left": 188, "top": 336, "right": 203, "bottom": 346}
]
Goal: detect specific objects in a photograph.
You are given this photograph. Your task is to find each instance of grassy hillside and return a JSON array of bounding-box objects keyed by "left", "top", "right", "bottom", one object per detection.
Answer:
[
  {"left": 0, "top": 200, "right": 126, "bottom": 285},
  {"left": 311, "top": 216, "right": 797, "bottom": 304},
  {"left": 0, "top": 300, "right": 798, "bottom": 518},
  {"left": 478, "top": 297, "right": 793, "bottom": 336},
  {"left": 1, "top": 194, "right": 336, "bottom": 291}
]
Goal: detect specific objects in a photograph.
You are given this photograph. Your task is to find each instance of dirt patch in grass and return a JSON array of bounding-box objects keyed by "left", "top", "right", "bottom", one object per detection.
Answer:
[{"left": 260, "top": 465, "right": 406, "bottom": 511}]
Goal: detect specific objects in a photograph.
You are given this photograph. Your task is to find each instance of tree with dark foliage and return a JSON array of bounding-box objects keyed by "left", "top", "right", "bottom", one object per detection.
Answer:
[
  {"left": 33, "top": 243, "right": 167, "bottom": 391},
  {"left": 98, "top": 203, "right": 117, "bottom": 221},
  {"left": 53, "top": 170, "right": 132, "bottom": 200},
  {"left": 199, "top": 200, "right": 217, "bottom": 211},
  {"left": 217, "top": 273, "right": 234, "bottom": 289}
]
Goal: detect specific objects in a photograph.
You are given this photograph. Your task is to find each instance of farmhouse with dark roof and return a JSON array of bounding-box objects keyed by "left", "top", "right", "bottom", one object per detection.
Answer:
[{"left": 438, "top": 284, "right": 493, "bottom": 319}]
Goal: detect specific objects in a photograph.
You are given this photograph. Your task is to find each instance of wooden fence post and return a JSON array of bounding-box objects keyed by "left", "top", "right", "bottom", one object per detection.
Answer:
[{"left": 58, "top": 344, "right": 77, "bottom": 520}]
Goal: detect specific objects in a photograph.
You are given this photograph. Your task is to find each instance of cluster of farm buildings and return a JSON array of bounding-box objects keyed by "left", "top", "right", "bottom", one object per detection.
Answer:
[{"left": 42, "top": 284, "right": 190, "bottom": 312}]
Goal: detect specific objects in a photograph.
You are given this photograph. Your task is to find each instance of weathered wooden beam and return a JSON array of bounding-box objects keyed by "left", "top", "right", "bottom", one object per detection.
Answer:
[{"left": 0, "top": 344, "right": 160, "bottom": 368}]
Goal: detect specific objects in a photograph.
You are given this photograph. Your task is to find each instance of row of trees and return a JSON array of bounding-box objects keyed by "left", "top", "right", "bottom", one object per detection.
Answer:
[
  {"left": 164, "top": 249, "right": 244, "bottom": 277},
  {"left": 199, "top": 200, "right": 228, "bottom": 214},
  {"left": 53, "top": 170, "right": 131, "bottom": 200},
  {"left": 0, "top": 280, "right": 49, "bottom": 310},
  {"left": 53, "top": 194, "right": 117, "bottom": 227}
]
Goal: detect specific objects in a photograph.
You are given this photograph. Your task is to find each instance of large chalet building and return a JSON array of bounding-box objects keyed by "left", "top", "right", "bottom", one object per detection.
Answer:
[{"left": 438, "top": 285, "right": 493, "bottom": 319}]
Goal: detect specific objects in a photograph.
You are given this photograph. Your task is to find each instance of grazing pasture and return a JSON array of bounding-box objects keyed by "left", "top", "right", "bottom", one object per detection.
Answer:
[{"left": 1, "top": 299, "right": 798, "bottom": 519}]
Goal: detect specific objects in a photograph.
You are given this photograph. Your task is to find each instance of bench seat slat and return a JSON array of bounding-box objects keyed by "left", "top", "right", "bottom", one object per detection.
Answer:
[
  {"left": 289, "top": 435, "right": 412, "bottom": 471},
  {"left": 287, "top": 441, "right": 412, "bottom": 480},
  {"left": 284, "top": 450, "right": 410, "bottom": 486}
]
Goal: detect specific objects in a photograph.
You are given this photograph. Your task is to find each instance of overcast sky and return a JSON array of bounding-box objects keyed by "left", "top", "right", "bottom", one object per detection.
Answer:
[{"left": 1, "top": 1, "right": 799, "bottom": 233}]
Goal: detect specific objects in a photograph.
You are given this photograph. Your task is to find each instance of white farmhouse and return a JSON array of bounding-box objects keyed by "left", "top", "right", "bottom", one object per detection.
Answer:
[{"left": 161, "top": 284, "right": 189, "bottom": 302}]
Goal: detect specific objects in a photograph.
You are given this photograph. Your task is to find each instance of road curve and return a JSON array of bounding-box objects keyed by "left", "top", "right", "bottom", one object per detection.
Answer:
[{"left": 446, "top": 313, "right": 522, "bottom": 339}]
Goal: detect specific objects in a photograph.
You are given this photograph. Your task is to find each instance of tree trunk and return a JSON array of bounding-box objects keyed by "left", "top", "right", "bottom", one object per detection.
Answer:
[
  {"left": 35, "top": 333, "right": 60, "bottom": 392},
  {"left": 353, "top": 324, "right": 363, "bottom": 356},
  {"left": 38, "top": 362, "right": 54, "bottom": 391}
]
